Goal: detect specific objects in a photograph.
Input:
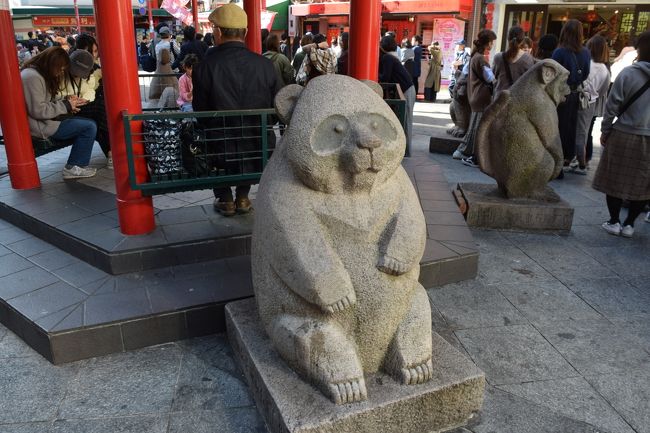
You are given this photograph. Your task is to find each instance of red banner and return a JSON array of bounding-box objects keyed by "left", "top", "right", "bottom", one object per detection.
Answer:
[
  {"left": 291, "top": 0, "right": 473, "bottom": 16},
  {"left": 32, "top": 16, "right": 96, "bottom": 27}
]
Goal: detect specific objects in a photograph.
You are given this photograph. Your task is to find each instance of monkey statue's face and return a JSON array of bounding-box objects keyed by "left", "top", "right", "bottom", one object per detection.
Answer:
[
  {"left": 542, "top": 62, "right": 571, "bottom": 106},
  {"left": 278, "top": 76, "right": 406, "bottom": 194}
]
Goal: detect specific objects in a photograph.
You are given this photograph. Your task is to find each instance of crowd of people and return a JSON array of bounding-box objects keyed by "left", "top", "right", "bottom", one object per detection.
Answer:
[{"left": 14, "top": 12, "right": 649, "bottom": 229}]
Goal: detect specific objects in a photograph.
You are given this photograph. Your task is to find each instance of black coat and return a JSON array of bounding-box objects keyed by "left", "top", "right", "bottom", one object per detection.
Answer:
[
  {"left": 193, "top": 41, "right": 280, "bottom": 178},
  {"left": 172, "top": 39, "right": 207, "bottom": 70}
]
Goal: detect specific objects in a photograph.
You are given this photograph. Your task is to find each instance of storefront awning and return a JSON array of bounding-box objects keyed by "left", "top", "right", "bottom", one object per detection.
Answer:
[{"left": 290, "top": 0, "right": 473, "bottom": 16}]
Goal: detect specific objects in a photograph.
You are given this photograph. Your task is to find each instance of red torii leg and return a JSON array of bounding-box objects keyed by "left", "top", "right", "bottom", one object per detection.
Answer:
[
  {"left": 192, "top": 0, "right": 199, "bottom": 30},
  {"left": 0, "top": 3, "right": 40, "bottom": 189},
  {"left": 94, "top": 0, "right": 155, "bottom": 235},
  {"left": 244, "top": 0, "right": 262, "bottom": 54},
  {"left": 349, "top": 0, "right": 382, "bottom": 81}
]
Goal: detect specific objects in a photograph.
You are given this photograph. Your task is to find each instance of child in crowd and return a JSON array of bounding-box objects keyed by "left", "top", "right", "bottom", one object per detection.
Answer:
[{"left": 177, "top": 54, "right": 199, "bottom": 112}]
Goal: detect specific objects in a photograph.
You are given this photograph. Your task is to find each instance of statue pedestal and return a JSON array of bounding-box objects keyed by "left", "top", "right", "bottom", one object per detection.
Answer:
[
  {"left": 226, "top": 299, "right": 485, "bottom": 433},
  {"left": 456, "top": 183, "right": 574, "bottom": 234}
]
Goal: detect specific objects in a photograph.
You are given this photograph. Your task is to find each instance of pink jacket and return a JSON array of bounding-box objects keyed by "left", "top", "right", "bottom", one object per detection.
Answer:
[{"left": 177, "top": 73, "right": 192, "bottom": 107}]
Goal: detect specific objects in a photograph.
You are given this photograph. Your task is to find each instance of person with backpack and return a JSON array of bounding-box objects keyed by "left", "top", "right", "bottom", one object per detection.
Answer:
[
  {"left": 593, "top": 30, "right": 650, "bottom": 238},
  {"left": 400, "top": 38, "right": 415, "bottom": 78},
  {"left": 424, "top": 41, "right": 442, "bottom": 102},
  {"left": 492, "top": 26, "right": 534, "bottom": 95}
]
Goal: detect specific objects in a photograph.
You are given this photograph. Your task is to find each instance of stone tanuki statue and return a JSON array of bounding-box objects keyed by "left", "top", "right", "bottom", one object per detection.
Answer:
[
  {"left": 252, "top": 75, "right": 432, "bottom": 405},
  {"left": 447, "top": 74, "right": 471, "bottom": 138},
  {"left": 475, "top": 59, "right": 570, "bottom": 198}
]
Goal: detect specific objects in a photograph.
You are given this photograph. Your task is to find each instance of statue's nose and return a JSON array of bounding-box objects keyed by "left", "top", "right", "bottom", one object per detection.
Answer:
[{"left": 355, "top": 125, "right": 382, "bottom": 150}]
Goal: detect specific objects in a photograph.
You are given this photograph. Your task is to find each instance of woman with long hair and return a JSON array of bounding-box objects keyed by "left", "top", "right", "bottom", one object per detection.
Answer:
[
  {"left": 492, "top": 26, "right": 535, "bottom": 94},
  {"left": 552, "top": 19, "right": 591, "bottom": 174},
  {"left": 456, "top": 29, "right": 497, "bottom": 167},
  {"left": 572, "top": 35, "right": 610, "bottom": 174},
  {"left": 21, "top": 47, "right": 97, "bottom": 179},
  {"left": 593, "top": 30, "right": 650, "bottom": 237},
  {"left": 263, "top": 33, "right": 294, "bottom": 87}
]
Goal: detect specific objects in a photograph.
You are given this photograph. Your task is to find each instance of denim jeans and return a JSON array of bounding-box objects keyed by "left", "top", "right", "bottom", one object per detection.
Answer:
[{"left": 50, "top": 117, "right": 97, "bottom": 167}]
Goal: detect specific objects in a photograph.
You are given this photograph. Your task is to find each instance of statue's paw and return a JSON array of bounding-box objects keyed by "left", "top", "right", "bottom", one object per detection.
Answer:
[
  {"left": 328, "top": 377, "right": 368, "bottom": 405},
  {"left": 377, "top": 255, "right": 411, "bottom": 276},
  {"left": 323, "top": 292, "right": 356, "bottom": 314},
  {"left": 401, "top": 358, "right": 433, "bottom": 385}
]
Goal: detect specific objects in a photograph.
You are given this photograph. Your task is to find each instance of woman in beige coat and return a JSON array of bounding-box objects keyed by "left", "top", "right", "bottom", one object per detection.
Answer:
[{"left": 424, "top": 42, "right": 442, "bottom": 102}]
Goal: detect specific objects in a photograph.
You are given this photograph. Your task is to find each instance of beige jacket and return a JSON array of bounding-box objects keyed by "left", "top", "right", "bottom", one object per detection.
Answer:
[{"left": 21, "top": 67, "right": 70, "bottom": 139}]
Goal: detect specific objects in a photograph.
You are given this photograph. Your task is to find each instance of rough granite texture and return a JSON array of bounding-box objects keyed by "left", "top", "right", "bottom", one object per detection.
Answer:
[
  {"left": 458, "top": 183, "right": 574, "bottom": 233},
  {"left": 253, "top": 75, "right": 434, "bottom": 405},
  {"left": 475, "top": 60, "right": 570, "bottom": 199},
  {"left": 226, "top": 299, "right": 486, "bottom": 433},
  {"left": 447, "top": 88, "right": 470, "bottom": 138}
]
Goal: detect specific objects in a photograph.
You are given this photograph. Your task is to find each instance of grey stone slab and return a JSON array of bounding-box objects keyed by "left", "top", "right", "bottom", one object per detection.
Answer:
[
  {"left": 421, "top": 239, "right": 459, "bottom": 263},
  {"left": 172, "top": 258, "right": 230, "bottom": 279},
  {"left": 171, "top": 342, "right": 254, "bottom": 412},
  {"left": 34, "top": 304, "right": 80, "bottom": 332},
  {"left": 455, "top": 324, "right": 579, "bottom": 386},
  {"left": 113, "top": 227, "right": 168, "bottom": 251},
  {"left": 477, "top": 246, "right": 556, "bottom": 286},
  {"left": 0, "top": 330, "right": 40, "bottom": 359},
  {"left": 0, "top": 422, "right": 54, "bottom": 433},
  {"left": 0, "top": 355, "right": 78, "bottom": 423},
  {"left": 581, "top": 245, "right": 650, "bottom": 278},
  {"left": 427, "top": 224, "right": 474, "bottom": 243},
  {"left": 52, "top": 261, "right": 109, "bottom": 288},
  {"left": 571, "top": 205, "right": 612, "bottom": 226},
  {"left": 495, "top": 280, "right": 604, "bottom": 325},
  {"left": 34, "top": 205, "right": 94, "bottom": 227},
  {"left": 537, "top": 320, "right": 650, "bottom": 376},
  {"left": 50, "top": 324, "right": 123, "bottom": 364},
  {"left": 609, "top": 314, "right": 650, "bottom": 353},
  {"left": 77, "top": 228, "right": 126, "bottom": 252},
  {"left": 0, "top": 253, "right": 33, "bottom": 278},
  {"left": 58, "top": 344, "right": 182, "bottom": 418},
  {"left": 0, "top": 266, "right": 60, "bottom": 300},
  {"left": 162, "top": 220, "right": 220, "bottom": 244},
  {"left": 562, "top": 276, "right": 650, "bottom": 319},
  {"left": 7, "top": 281, "right": 86, "bottom": 321},
  {"left": 0, "top": 226, "right": 32, "bottom": 244},
  {"left": 424, "top": 210, "right": 467, "bottom": 226},
  {"left": 472, "top": 386, "right": 601, "bottom": 433},
  {"left": 226, "top": 299, "right": 485, "bottom": 433},
  {"left": 0, "top": 322, "right": 7, "bottom": 341},
  {"left": 50, "top": 304, "right": 85, "bottom": 332},
  {"left": 83, "top": 288, "right": 152, "bottom": 326},
  {"left": 0, "top": 244, "right": 11, "bottom": 256},
  {"left": 175, "top": 334, "right": 241, "bottom": 379},
  {"left": 50, "top": 416, "right": 169, "bottom": 433},
  {"left": 587, "top": 370, "right": 650, "bottom": 433},
  {"left": 439, "top": 240, "right": 478, "bottom": 256},
  {"left": 57, "top": 214, "right": 119, "bottom": 239},
  {"left": 497, "top": 377, "right": 636, "bottom": 433},
  {"left": 147, "top": 279, "right": 216, "bottom": 313},
  {"left": 29, "top": 248, "right": 80, "bottom": 271},
  {"left": 428, "top": 282, "right": 526, "bottom": 330},
  {"left": 6, "top": 237, "right": 55, "bottom": 257},
  {"left": 157, "top": 205, "right": 208, "bottom": 226},
  {"left": 167, "top": 408, "right": 266, "bottom": 433}
]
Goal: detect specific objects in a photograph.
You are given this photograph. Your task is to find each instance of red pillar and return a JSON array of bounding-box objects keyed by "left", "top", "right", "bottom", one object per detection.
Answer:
[
  {"left": 244, "top": 0, "right": 262, "bottom": 54},
  {"left": 74, "top": 0, "right": 81, "bottom": 34},
  {"left": 148, "top": 0, "right": 155, "bottom": 41},
  {"left": 192, "top": 0, "right": 199, "bottom": 30},
  {"left": 349, "top": 0, "right": 381, "bottom": 81},
  {"left": 0, "top": 4, "right": 40, "bottom": 190},
  {"left": 94, "top": 0, "right": 155, "bottom": 235}
]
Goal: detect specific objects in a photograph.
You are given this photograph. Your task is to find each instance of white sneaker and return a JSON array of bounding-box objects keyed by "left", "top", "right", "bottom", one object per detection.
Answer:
[
  {"left": 572, "top": 167, "right": 588, "bottom": 176},
  {"left": 569, "top": 158, "right": 579, "bottom": 169},
  {"left": 452, "top": 150, "right": 464, "bottom": 160},
  {"left": 621, "top": 225, "right": 634, "bottom": 238},
  {"left": 645, "top": 212, "right": 650, "bottom": 223},
  {"left": 63, "top": 165, "right": 97, "bottom": 179},
  {"left": 601, "top": 221, "right": 622, "bottom": 236}
]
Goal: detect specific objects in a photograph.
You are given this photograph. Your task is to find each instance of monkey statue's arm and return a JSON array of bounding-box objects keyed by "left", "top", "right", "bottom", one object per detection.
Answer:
[
  {"left": 476, "top": 90, "right": 510, "bottom": 177},
  {"left": 268, "top": 205, "right": 356, "bottom": 313},
  {"left": 377, "top": 169, "right": 427, "bottom": 276},
  {"left": 528, "top": 99, "right": 563, "bottom": 166}
]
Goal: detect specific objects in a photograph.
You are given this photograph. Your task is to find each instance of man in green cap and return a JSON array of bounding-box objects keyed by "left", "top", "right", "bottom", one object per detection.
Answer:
[{"left": 193, "top": 3, "right": 280, "bottom": 216}]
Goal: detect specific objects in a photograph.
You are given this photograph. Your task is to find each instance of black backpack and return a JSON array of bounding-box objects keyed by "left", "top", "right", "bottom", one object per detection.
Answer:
[{"left": 403, "top": 58, "right": 414, "bottom": 76}]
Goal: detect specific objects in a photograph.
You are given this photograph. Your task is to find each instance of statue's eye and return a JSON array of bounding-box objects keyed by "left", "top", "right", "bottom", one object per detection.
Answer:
[
  {"left": 312, "top": 115, "right": 350, "bottom": 155},
  {"left": 371, "top": 121, "right": 378, "bottom": 129},
  {"left": 366, "top": 113, "right": 398, "bottom": 142}
]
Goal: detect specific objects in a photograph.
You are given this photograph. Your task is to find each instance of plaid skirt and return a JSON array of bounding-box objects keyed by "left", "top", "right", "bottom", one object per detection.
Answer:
[{"left": 592, "top": 129, "right": 650, "bottom": 201}]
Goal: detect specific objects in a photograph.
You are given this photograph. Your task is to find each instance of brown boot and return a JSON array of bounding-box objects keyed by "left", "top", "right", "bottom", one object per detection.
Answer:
[
  {"left": 235, "top": 196, "right": 252, "bottom": 214},
  {"left": 213, "top": 198, "right": 236, "bottom": 217}
]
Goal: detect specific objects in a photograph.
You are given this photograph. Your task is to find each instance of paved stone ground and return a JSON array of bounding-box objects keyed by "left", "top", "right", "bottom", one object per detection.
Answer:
[{"left": 1, "top": 100, "right": 649, "bottom": 433}]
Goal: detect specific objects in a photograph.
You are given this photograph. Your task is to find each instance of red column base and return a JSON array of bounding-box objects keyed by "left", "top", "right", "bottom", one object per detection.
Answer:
[
  {"left": 116, "top": 196, "right": 156, "bottom": 235},
  {"left": 7, "top": 161, "right": 41, "bottom": 190}
]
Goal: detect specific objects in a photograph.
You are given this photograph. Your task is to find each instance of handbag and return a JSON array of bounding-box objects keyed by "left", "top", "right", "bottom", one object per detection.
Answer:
[
  {"left": 140, "top": 53, "right": 156, "bottom": 72},
  {"left": 143, "top": 116, "right": 183, "bottom": 175},
  {"left": 180, "top": 121, "right": 213, "bottom": 177}
]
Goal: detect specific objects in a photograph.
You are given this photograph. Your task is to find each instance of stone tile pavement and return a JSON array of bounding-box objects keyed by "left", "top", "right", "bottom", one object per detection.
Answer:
[{"left": 1, "top": 101, "right": 649, "bottom": 433}]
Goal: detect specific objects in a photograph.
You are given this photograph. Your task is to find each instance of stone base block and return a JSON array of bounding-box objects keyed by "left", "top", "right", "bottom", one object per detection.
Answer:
[
  {"left": 226, "top": 299, "right": 485, "bottom": 433},
  {"left": 429, "top": 135, "right": 463, "bottom": 155},
  {"left": 457, "top": 183, "right": 574, "bottom": 233}
]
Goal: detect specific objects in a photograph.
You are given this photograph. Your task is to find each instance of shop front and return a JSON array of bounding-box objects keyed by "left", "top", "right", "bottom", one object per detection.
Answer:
[{"left": 493, "top": 0, "right": 650, "bottom": 57}]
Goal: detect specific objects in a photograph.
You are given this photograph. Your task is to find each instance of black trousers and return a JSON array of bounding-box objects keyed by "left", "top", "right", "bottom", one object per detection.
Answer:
[
  {"left": 606, "top": 195, "right": 647, "bottom": 226},
  {"left": 557, "top": 92, "right": 580, "bottom": 163},
  {"left": 586, "top": 115, "right": 596, "bottom": 162}
]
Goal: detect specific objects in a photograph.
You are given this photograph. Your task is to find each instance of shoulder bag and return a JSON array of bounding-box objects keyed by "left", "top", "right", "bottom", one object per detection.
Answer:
[{"left": 571, "top": 51, "right": 590, "bottom": 110}]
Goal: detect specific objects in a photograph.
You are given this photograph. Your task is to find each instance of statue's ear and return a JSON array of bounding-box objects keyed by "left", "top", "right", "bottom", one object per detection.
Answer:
[
  {"left": 361, "top": 79, "right": 384, "bottom": 98},
  {"left": 275, "top": 84, "right": 303, "bottom": 125},
  {"left": 541, "top": 62, "right": 559, "bottom": 84}
]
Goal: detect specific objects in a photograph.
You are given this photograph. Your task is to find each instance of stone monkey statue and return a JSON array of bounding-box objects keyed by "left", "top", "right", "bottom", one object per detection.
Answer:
[
  {"left": 475, "top": 60, "right": 570, "bottom": 198},
  {"left": 447, "top": 71, "right": 471, "bottom": 138},
  {"left": 252, "top": 75, "right": 432, "bottom": 405}
]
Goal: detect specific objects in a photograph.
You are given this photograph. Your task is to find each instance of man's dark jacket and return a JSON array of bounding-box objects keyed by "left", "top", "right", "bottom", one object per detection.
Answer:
[{"left": 193, "top": 41, "right": 280, "bottom": 179}]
